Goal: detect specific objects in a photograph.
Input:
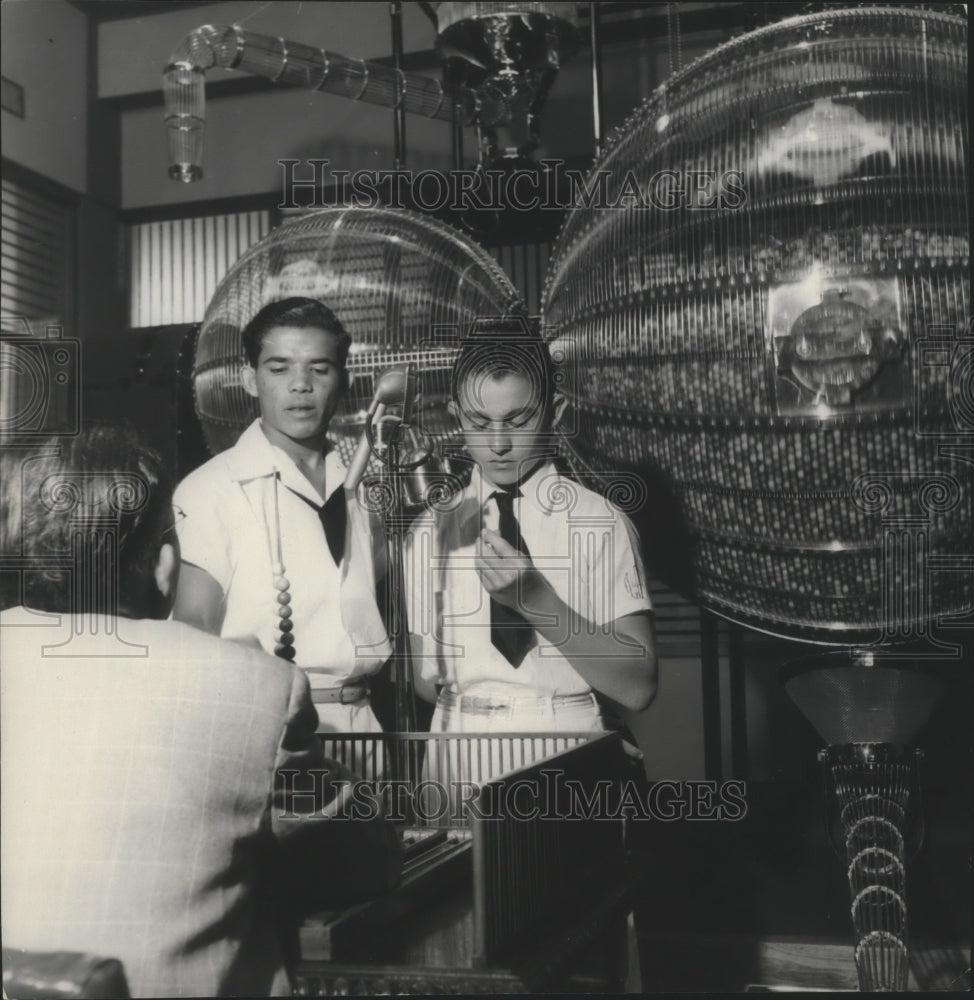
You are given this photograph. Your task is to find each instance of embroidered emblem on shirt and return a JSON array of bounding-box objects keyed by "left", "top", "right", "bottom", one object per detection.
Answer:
[{"left": 624, "top": 569, "right": 645, "bottom": 601}]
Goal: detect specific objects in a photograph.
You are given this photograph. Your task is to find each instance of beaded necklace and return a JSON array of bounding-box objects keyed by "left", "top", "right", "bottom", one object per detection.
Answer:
[{"left": 269, "top": 468, "right": 296, "bottom": 661}]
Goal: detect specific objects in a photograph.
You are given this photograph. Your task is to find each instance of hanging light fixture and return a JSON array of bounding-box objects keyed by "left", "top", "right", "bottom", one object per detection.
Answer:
[{"left": 434, "top": 2, "right": 580, "bottom": 166}]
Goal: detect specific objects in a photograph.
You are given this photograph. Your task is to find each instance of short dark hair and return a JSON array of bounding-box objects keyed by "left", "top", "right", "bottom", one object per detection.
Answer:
[
  {"left": 451, "top": 321, "right": 556, "bottom": 415},
  {"left": 0, "top": 425, "right": 173, "bottom": 617},
  {"left": 241, "top": 297, "right": 352, "bottom": 367}
]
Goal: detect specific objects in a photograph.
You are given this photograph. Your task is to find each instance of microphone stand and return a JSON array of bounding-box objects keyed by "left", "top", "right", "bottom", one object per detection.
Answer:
[
  {"left": 382, "top": 424, "right": 419, "bottom": 738},
  {"left": 366, "top": 368, "right": 419, "bottom": 815},
  {"left": 350, "top": 363, "right": 460, "bottom": 813}
]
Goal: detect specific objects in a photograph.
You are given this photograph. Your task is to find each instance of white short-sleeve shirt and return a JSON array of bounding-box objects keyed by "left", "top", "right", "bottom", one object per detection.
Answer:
[
  {"left": 405, "top": 462, "right": 652, "bottom": 697},
  {"left": 173, "top": 419, "right": 391, "bottom": 686}
]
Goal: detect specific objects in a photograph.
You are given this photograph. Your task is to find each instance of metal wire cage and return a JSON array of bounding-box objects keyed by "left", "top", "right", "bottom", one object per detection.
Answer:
[
  {"left": 193, "top": 206, "right": 525, "bottom": 460},
  {"left": 543, "top": 6, "right": 971, "bottom": 643},
  {"left": 318, "top": 730, "right": 596, "bottom": 828}
]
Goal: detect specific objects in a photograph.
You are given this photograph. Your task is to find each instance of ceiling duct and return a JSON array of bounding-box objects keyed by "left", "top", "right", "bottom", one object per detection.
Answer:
[
  {"left": 164, "top": 23, "right": 477, "bottom": 182},
  {"left": 164, "top": 6, "right": 580, "bottom": 183}
]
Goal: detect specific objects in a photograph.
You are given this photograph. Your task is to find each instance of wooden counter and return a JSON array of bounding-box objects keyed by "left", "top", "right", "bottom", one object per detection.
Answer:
[
  {"left": 295, "top": 734, "right": 641, "bottom": 995},
  {"left": 296, "top": 870, "right": 635, "bottom": 994}
]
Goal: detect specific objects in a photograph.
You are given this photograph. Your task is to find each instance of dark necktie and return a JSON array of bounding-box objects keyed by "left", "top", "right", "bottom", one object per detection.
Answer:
[
  {"left": 489, "top": 490, "right": 536, "bottom": 668},
  {"left": 318, "top": 487, "right": 347, "bottom": 566}
]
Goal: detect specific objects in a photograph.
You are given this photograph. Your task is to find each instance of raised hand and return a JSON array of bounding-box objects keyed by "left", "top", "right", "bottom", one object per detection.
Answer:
[{"left": 475, "top": 528, "right": 549, "bottom": 614}]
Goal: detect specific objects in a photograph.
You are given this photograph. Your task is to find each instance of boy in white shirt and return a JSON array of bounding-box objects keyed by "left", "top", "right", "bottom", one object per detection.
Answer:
[
  {"left": 173, "top": 297, "right": 391, "bottom": 738},
  {"left": 406, "top": 323, "right": 658, "bottom": 749},
  {"left": 406, "top": 324, "right": 656, "bottom": 991}
]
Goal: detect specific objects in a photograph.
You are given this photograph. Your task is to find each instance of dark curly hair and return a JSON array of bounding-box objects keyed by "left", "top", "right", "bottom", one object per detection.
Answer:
[{"left": 0, "top": 424, "right": 174, "bottom": 617}]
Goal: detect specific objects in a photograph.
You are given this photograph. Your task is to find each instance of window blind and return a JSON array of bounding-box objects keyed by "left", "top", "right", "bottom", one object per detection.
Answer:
[
  {"left": 129, "top": 211, "right": 271, "bottom": 328},
  {"left": 1, "top": 175, "right": 72, "bottom": 325}
]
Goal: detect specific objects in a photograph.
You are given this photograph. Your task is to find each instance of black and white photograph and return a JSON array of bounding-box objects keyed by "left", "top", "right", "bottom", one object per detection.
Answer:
[{"left": 1, "top": 1, "right": 971, "bottom": 995}]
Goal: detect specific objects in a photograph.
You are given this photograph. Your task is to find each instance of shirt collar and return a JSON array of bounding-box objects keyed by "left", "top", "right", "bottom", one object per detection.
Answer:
[
  {"left": 224, "top": 419, "right": 347, "bottom": 506},
  {"left": 468, "top": 461, "right": 559, "bottom": 517}
]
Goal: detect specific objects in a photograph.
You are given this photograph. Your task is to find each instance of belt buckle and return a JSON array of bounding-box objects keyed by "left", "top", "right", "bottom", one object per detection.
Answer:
[
  {"left": 339, "top": 682, "right": 363, "bottom": 705},
  {"left": 474, "top": 697, "right": 510, "bottom": 716}
]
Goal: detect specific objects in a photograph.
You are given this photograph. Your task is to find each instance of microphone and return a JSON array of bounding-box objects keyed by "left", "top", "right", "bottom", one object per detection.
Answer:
[
  {"left": 345, "top": 365, "right": 418, "bottom": 490},
  {"left": 367, "top": 365, "right": 417, "bottom": 420}
]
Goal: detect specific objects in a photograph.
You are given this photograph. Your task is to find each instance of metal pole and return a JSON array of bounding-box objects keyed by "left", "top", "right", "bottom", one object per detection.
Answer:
[
  {"left": 391, "top": 1, "right": 407, "bottom": 170},
  {"left": 453, "top": 99, "right": 465, "bottom": 171},
  {"left": 385, "top": 441, "right": 417, "bottom": 736},
  {"left": 589, "top": 1, "right": 605, "bottom": 159},
  {"left": 383, "top": 427, "right": 418, "bottom": 820},
  {"left": 416, "top": 0, "right": 438, "bottom": 28}
]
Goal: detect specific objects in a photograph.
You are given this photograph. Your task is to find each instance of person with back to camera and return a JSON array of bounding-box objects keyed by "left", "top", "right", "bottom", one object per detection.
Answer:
[
  {"left": 405, "top": 320, "right": 659, "bottom": 771},
  {"left": 0, "top": 425, "right": 402, "bottom": 998},
  {"left": 172, "top": 298, "right": 392, "bottom": 740}
]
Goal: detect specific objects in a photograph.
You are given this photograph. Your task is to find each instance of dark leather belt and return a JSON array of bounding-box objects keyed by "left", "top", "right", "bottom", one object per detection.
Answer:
[{"left": 311, "top": 680, "right": 370, "bottom": 704}]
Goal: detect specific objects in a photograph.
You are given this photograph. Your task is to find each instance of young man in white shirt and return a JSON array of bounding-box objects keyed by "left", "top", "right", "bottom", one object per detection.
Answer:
[
  {"left": 173, "top": 298, "right": 391, "bottom": 738},
  {"left": 406, "top": 324, "right": 658, "bottom": 758},
  {"left": 405, "top": 325, "right": 656, "bottom": 992}
]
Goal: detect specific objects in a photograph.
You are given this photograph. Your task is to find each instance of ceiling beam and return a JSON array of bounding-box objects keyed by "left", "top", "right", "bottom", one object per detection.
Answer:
[{"left": 67, "top": 1, "right": 220, "bottom": 23}]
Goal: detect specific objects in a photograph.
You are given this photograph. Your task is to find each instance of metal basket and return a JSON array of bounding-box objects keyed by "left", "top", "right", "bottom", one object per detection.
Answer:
[{"left": 319, "top": 730, "right": 595, "bottom": 828}]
